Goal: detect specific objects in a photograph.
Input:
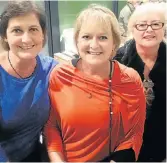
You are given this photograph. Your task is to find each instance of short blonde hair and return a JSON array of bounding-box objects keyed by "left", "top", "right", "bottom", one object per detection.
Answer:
[
  {"left": 74, "top": 4, "right": 121, "bottom": 56},
  {"left": 128, "top": 2, "right": 166, "bottom": 32}
]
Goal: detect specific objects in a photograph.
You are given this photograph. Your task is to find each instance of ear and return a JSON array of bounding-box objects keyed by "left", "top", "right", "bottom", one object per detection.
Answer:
[
  {"left": 75, "top": 37, "right": 79, "bottom": 51},
  {"left": 4, "top": 37, "right": 8, "bottom": 42},
  {"left": 112, "top": 44, "right": 116, "bottom": 51}
]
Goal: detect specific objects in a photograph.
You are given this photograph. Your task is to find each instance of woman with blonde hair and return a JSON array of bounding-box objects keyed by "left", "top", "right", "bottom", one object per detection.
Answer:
[
  {"left": 115, "top": 2, "right": 166, "bottom": 162},
  {"left": 44, "top": 4, "right": 146, "bottom": 162}
]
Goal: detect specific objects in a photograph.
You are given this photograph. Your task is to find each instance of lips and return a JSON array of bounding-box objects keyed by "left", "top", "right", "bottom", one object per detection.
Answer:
[
  {"left": 143, "top": 35, "right": 155, "bottom": 39},
  {"left": 87, "top": 51, "right": 102, "bottom": 55},
  {"left": 19, "top": 45, "right": 35, "bottom": 50}
]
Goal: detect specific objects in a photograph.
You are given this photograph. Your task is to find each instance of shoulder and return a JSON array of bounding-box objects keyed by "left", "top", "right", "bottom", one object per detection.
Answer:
[
  {"left": 114, "top": 39, "right": 136, "bottom": 64},
  {"left": 115, "top": 61, "right": 142, "bottom": 87},
  {"left": 0, "top": 51, "right": 7, "bottom": 66},
  {"left": 119, "top": 6, "right": 128, "bottom": 16},
  {"left": 38, "top": 53, "right": 58, "bottom": 65},
  {"left": 37, "top": 53, "right": 59, "bottom": 71},
  {"left": 114, "top": 46, "right": 126, "bottom": 62},
  {"left": 116, "top": 39, "right": 133, "bottom": 55},
  {"left": 159, "top": 41, "right": 166, "bottom": 54},
  {"left": 49, "top": 62, "right": 77, "bottom": 91},
  {"left": 49, "top": 62, "right": 75, "bottom": 81},
  {"left": 114, "top": 43, "right": 127, "bottom": 62},
  {"left": 121, "top": 4, "right": 132, "bottom": 14}
]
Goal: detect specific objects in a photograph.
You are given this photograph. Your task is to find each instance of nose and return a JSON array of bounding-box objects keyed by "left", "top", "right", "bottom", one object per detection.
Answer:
[
  {"left": 22, "top": 32, "right": 32, "bottom": 43},
  {"left": 146, "top": 25, "right": 153, "bottom": 32},
  {"left": 90, "top": 38, "right": 99, "bottom": 49}
]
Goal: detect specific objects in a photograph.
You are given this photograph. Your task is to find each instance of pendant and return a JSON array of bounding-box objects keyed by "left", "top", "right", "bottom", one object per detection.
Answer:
[
  {"left": 88, "top": 93, "right": 92, "bottom": 99},
  {"left": 143, "top": 79, "right": 154, "bottom": 88},
  {"left": 143, "top": 79, "right": 155, "bottom": 106}
]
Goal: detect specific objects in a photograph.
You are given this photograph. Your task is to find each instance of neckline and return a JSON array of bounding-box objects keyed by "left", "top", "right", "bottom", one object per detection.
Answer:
[
  {"left": 0, "top": 55, "right": 39, "bottom": 82},
  {"left": 71, "top": 58, "right": 114, "bottom": 82}
]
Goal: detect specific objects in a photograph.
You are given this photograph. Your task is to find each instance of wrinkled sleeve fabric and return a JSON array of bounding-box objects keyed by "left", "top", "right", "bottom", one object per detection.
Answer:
[
  {"left": 114, "top": 69, "right": 146, "bottom": 160},
  {"left": 44, "top": 70, "right": 64, "bottom": 153}
]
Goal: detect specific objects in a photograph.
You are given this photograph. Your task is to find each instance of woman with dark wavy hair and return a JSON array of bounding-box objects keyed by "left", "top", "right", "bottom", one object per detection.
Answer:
[{"left": 0, "top": 1, "right": 58, "bottom": 161}]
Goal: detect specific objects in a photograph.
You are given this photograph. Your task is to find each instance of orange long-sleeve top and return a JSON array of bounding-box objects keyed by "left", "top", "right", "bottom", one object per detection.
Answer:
[{"left": 44, "top": 60, "right": 146, "bottom": 162}]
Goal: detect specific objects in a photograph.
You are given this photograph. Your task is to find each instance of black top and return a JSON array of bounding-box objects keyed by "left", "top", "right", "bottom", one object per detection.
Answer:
[{"left": 114, "top": 39, "right": 166, "bottom": 162}]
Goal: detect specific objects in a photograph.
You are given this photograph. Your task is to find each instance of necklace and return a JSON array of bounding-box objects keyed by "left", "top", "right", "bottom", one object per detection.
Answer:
[
  {"left": 82, "top": 72, "right": 93, "bottom": 99},
  {"left": 85, "top": 81, "right": 93, "bottom": 99},
  {"left": 8, "top": 51, "right": 24, "bottom": 79},
  {"left": 108, "top": 60, "right": 113, "bottom": 155},
  {"left": 7, "top": 51, "right": 36, "bottom": 79},
  {"left": 143, "top": 64, "right": 155, "bottom": 107},
  {"left": 72, "top": 58, "right": 113, "bottom": 155},
  {"left": 81, "top": 61, "right": 113, "bottom": 100}
]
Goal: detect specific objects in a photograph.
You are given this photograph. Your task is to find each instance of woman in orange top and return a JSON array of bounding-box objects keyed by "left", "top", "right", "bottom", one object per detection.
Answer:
[{"left": 44, "top": 4, "right": 146, "bottom": 162}]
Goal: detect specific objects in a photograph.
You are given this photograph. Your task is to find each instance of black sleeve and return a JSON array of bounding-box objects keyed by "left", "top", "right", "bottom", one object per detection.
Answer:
[
  {"left": 113, "top": 46, "right": 125, "bottom": 63},
  {"left": 110, "top": 148, "right": 135, "bottom": 162},
  {"left": 100, "top": 148, "right": 135, "bottom": 162}
]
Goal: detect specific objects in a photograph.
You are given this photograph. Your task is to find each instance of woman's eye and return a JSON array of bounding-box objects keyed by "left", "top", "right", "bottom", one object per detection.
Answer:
[
  {"left": 12, "top": 29, "right": 22, "bottom": 33},
  {"left": 30, "top": 28, "right": 38, "bottom": 32},
  {"left": 82, "top": 35, "right": 89, "bottom": 39},
  {"left": 139, "top": 24, "right": 147, "bottom": 27},
  {"left": 153, "top": 23, "right": 160, "bottom": 26},
  {"left": 100, "top": 36, "right": 107, "bottom": 40}
]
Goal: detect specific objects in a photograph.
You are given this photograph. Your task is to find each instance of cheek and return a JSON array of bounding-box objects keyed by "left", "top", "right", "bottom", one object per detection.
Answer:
[
  {"left": 77, "top": 41, "right": 87, "bottom": 52},
  {"left": 133, "top": 31, "right": 143, "bottom": 41},
  {"left": 156, "top": 30, "right": 165, "bottom": 40},
  {"left": 7, "top": 37, "right": 21, "bottom": 47},
  {"left": 33, "top": 33, "right": 44, "bottom": 43}
]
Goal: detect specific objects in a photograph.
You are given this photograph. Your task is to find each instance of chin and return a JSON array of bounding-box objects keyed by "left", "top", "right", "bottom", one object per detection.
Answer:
[
  {"left": 19, "top": 52, "right": 38, "bottom": 60},
  {"left": 141, "top": 41, "right": 160, "bottom": 48},
  {"left": 88, "top": 60, "right": 107, "bottom": 66}
]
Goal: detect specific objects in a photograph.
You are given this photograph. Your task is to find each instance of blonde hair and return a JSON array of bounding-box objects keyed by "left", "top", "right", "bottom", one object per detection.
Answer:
[
  {"left": 74, "top": 4, "right": 121, "bottom": 56},
  {"left": 128, "top": 2, "right": 166, "bottom": 32}
]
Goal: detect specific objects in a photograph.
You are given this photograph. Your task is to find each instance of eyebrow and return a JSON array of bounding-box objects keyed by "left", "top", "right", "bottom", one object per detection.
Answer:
[
  {"left": 29, "top": 25, "right": 41, "bottom": 28},
  {"left": 151, "top": 20, "right": 162, "bottom": 22},
  {"left": 81, "top": 32, "right": 108, "bottom": 35},
  {"left": 10, "top": 25, "right": 40, "bottom": 29},
  {"left": 137, "top": 20, "right": 162, "bottom": 23}
]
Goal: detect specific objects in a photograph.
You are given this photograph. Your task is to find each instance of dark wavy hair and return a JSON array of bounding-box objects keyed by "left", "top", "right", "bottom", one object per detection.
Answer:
[{"left": 0, "top": 1, "right": 47, "bottom": 50}]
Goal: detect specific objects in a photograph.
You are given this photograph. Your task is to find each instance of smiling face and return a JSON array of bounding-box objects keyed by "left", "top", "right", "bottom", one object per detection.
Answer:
[
  {"left": 76, "top": 18, "right": 115, "bottom": 65},
  {"left": 132, "top": 11, "right": 165, "bottom": 48},
  {"left": 5, "top": 13, "right": 44, "bottom": 60}
]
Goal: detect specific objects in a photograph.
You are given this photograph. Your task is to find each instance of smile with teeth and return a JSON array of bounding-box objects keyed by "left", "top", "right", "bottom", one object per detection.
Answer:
[
  {"left": 87, "top": 51, "right": 102, "bottom": 55},
  {"left": 144, "top": 36, "right": 155, "bottom": 39},
  {"left": 19, "top": 45, "right": 34, "bottom": 50}
]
